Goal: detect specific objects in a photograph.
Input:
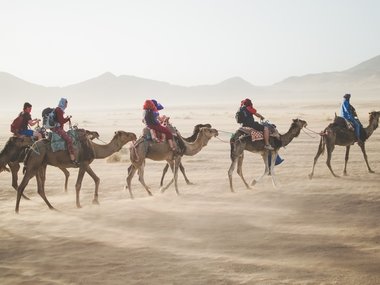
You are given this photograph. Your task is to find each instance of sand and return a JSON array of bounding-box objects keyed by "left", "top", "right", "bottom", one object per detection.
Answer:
[{"left": 0, "top": 102, "right": 379, "bottom": 284}]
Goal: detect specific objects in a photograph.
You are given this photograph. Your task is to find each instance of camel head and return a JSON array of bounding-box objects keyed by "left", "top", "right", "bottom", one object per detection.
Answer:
[
  {"left": 369, "top": 111, "right": 380, "bottom": 130},
  {"left": 113, "top": 131, "right": 137, "bottom": 146},
  {"left": 292, "top": 118, "right": 308, "bottom": 129},
  {"left": 199, "top": 127, "right": 219, "bottom": 139},
  {"left": 85, "top": 130, "right": 100, "bottom": 140},
  {"left": 193, "top": 123, "right": 212, "bottom": 134}
]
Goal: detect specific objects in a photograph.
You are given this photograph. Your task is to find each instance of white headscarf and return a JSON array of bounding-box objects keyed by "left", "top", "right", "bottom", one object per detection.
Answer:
[{"left": 58, "top": 98, "right": 68, "bottom": 111}]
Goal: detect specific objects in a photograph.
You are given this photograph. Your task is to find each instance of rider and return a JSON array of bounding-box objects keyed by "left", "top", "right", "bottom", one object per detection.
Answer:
[
  {"left": 18, "top": 102, "right": 42, "bottom": 140},
  {"left": 52, "top": 98, "right": 77, "bottom": 164},
  {"left": 239, "top": 98, "right": 274, "bottom": 150},
  {"left": 340, "top": 93, "right": 362, "bottom": 143},
  {"left": 143, "top": 99, "right": 176, "bottom": 152}
]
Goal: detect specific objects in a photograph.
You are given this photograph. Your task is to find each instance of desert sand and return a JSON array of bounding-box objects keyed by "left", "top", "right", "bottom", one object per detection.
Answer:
[{"left": 1, "top": 101, "right": 379, "bottom": 285}]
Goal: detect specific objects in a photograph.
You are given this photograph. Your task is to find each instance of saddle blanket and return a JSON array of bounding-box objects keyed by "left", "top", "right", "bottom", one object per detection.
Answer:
[
  {"left": 239, "top": 127, "right": 279, "bottom": 142},
  {"left": 250, "top": 129, "right": 264, "bottom": 141},
  {"left": 49, "top": 130, "right": 79, "bottom": 152}
]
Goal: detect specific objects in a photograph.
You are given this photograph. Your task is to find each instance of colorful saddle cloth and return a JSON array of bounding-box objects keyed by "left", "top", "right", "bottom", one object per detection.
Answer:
[
  {"left": 239, "top": 125, "right": 280, "bottom": 142},
  {"left": 49, "top": 129, "right": 80, "bottom": 152}
]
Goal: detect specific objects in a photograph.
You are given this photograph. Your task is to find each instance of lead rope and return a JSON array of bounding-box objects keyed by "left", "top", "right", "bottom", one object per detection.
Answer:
[
  {"left": 302, "top": 126, "right": 323, "bottom": 139},
  {"left": 215, "top": 129, "right": 235, "bottom": 143},
  {"left": 95, "top": 137, "right": 108, "bottom": 144}
]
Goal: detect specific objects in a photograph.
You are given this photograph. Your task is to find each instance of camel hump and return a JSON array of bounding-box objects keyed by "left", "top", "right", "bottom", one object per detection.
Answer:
[{"left": 333, "top": 116, "right": 354, "bottom": 131}]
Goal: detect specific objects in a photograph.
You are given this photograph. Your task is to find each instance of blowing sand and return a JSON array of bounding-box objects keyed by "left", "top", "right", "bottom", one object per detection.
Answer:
[{"left": 0, "top": 102, "right": 379, "bottom": 284}]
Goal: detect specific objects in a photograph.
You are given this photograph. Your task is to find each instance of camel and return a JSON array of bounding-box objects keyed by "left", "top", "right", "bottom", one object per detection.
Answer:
[
  {"left": 228, "top": 119, "right": 307, "bottom": 192},
  {"left": 15, "top": 130, "right": 136, "bottom": 213},
  {"left": 126, "top": 126, "right": 218, "bottom": 199},
  {"left": 160, "top": 123, "right": 212, "bottom": 186},
  {"left": 309, "top": 111, "right": 380, "bottom": 179},
  {"left": 0, "top": 130, "right": 99, "bottom": 195}
]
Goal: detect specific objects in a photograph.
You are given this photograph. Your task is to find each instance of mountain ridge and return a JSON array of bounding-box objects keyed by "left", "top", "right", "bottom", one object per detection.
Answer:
[{"left": 1, "top": 54, "right": 379, "bottom": 110}]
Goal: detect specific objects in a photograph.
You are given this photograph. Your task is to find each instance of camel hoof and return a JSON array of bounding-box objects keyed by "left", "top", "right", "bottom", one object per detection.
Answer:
[
  {"left": 92, "top": 199, "right": 99, "bottom": 205},
  {"left": 251, "top": 180, "right": 257, "bottom": 186},
  {"left": 343, "top": 172, "right": 348, "bottom": 176},
  {"left": 186, "top": 182, "right": 195, "bottom": 185},
  {"left": 369, "top": 170, "right": 375, "bottom": 174}
]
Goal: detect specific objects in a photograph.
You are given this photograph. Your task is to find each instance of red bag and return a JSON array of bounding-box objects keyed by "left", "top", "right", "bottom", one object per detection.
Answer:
[{"left": 10, "top": 113, "right": 24, "bottom": 134}]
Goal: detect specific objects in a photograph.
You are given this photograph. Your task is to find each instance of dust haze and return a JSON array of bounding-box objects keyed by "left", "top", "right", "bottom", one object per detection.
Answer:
[{"left": 1, "top": 98, "right": 379, "bottom": 284}]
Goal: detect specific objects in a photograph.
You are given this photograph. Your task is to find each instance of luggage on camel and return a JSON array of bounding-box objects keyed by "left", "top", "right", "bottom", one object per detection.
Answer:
[
  {"left": 10, "top": 112, "right": 24, "bottom": 134},
  {"left": 42, "top": 107, "right": 57, "bottom": 129},
  {"left": 235, "top": 106, "right": 248, "bottom": 124}
]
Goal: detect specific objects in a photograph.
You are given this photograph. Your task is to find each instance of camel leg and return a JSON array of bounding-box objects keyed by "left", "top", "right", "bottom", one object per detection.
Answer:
[
  {"left": 125, "top": 165, "right": 133, "bottom": 190},
  {"left": 74, "top": 167, "right": 86, "bottom": 208},
  {"left": 179, "top": 162, "right": 193, "bottom": 185},
  {"left": 126, "top": 164, "right": 137, "bottom": 199},
  {"left": 137, "top": 163, "right": 153, "bottom": 196},
  {"left": 173, "top": 157, "right": 181, "bottom": 195},
  {"left": 252, "top": 153, "right": 270, "bottom": 186},
  {"left": 236, "top": 154, "right": 250, "bottom": 189},
  {"left": 161, "top": 162, "right": 191, "bottom": 187},
  {"left": 358, "top": 142, "right": 375, "bottom": 173},
  {"left": 227, "top": 158, "right": 238, "bottom": 193},
  {"left": 15, "top": 168, "right": 38, "bottom": 213},
  {"left": 343, "top": 146, "right": 351, "bottom": 176},
  {"left": 36, "top": 166, "right": 55, "bottom": 210},
  {"left": 9, "top": 162, "right": 20, "bottom": 191},
  {"left": 309, "top": 138, "right": 324, "bottom": 179},
  {"left": 85, "top": 165, "right": 100, "bottom": 205},
  {"left": 326, "top": 144, "right": 339, "bottom": 178},
  {"left": 9, "top": 162, "right": 30, "bottom": 200},
  {"left": 270, "top": 151, "right": 278, "bottom": 188},
  {"left": 161, "top": 161, "right": 175, "bottom": 193},
  {"left": 60, "top": 167, "right": 70, "bottom": 192},
  {"left": 160, "top": 163, "right": 170, "bottom": 187}
]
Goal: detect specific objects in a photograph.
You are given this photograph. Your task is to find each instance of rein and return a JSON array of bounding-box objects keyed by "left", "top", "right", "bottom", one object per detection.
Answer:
[
  {"left": 215, "top": 129, "right": 235, "bottom": 143},
  {"left": 302, "top": 126, "right": 321, "bottom": 138},
  {"left": 95, "top": 137, "right": 108, "bottom": 144},
  {"left": 215, "top": 136, "right": 230, "bottom": 143}
]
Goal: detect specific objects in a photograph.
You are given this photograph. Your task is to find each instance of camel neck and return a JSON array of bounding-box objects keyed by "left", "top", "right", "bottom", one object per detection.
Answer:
[
  {"left": 280, "top": 124, "right": 302, "bottom": 147},
  {"left": 91, "top": 140, "right": 122, "bottom": 159},
  {"left": 183, "top": 132, "right": 211, "bottom": 156}
]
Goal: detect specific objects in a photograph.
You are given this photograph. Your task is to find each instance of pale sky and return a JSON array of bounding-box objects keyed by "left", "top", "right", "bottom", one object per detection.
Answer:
[{"left": 0, "top": 0, "right": 379, "bottom": 87}]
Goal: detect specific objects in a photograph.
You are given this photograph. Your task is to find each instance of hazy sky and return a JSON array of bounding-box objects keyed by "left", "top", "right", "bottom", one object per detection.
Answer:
[{"left": 1, "top": 0, "right": 379, "bottom": 87}]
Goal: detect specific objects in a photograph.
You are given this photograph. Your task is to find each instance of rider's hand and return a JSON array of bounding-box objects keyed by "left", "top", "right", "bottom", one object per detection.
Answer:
[{"left": 260, "top": 116, "right": 265, "bottom": 121}]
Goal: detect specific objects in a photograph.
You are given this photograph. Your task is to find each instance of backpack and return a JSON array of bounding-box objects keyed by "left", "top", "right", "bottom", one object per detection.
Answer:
[
  {"left": 42, "top": 107, "right": 57, "bottom": 129},
  {"left": 10, "top": 113, "right": 24, "bottom": 134},
  {"left": 235, "top": 106, "right": 247, "bottom": 124}
]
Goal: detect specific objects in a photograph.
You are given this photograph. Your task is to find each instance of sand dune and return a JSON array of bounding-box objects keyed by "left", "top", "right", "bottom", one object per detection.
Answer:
[{"left": 1, "top": 102, "right": 379, "bottom": 284}]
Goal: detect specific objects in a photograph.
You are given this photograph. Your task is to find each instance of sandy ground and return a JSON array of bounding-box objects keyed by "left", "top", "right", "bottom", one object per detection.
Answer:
[{"left": 0, "top": 102, "right": 380, "bottom": 284}]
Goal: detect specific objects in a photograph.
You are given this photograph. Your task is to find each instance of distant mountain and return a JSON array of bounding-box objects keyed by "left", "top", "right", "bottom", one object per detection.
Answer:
[
  {"left": 270, "top": 55, "right": 380, "bottom": 100},
  {"left": 0, "top": 54, "right": 379, "bottom": 111}
]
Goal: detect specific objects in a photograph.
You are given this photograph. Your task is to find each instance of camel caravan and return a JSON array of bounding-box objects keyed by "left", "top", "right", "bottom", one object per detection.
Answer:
[{"left": 0, "top": 96, "right": 379, "bottom": 213}]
